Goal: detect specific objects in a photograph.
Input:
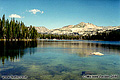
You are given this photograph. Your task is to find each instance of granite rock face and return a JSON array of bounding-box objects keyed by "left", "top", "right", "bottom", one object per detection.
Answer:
[
  {"left": 34, "top": 22, "right": 120, "bottom": 36},
  {"left": 34, "top": 26, "right": 50, "bottom": 34}
]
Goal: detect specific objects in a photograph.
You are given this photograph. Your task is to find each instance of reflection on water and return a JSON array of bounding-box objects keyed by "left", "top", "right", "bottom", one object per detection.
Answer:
[
  {"left": 0, "top": 40, "right": 120, "bottom": 80},
  {"left": 0, "top": 41, "right": 37, "bottom": 65},
  {"left": 38, "top": 40, "right": 120, "bottom": 57}
]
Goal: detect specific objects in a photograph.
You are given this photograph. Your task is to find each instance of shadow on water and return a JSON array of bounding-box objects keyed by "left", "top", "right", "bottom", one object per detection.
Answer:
[{"left": 0, "top": 41, "right": 37, "bottom": 65}]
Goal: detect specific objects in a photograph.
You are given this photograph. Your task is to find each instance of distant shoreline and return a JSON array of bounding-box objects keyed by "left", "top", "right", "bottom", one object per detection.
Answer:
[
  {"left": 38, "top": 39, "right": 120, "bottom": 41},
  {"left": 0, "top": 39, "right": 120, "bottom": 41},
  {"left": 0, "top": 39, "right": 37, "bottom": 41}
]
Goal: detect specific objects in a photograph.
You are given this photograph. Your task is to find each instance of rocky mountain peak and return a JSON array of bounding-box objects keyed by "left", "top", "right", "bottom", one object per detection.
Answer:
[
  {"left": 62, "top": 25, "right": 74, "bottom": 28},
  {"left": 73, "top": 22, "right": 85, "bottom": 28},
  {"left": 34, "top": 26, "right": 49, "bottom": 33},
  {"left": 34, "top": 22, "right": 120, "bottom": 36},
  {"left": 73, "top": 22, "right": 97, "bottom": 28}
]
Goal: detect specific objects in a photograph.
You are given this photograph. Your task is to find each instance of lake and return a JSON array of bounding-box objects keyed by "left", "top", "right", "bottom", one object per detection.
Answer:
[{"left": 0, "top": 40, "right": 120, "bottom": 80}]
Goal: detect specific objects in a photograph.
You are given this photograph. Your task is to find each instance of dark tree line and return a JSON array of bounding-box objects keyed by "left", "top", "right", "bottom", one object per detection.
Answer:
[
  {"left": 39, "top": 33, "right": 80, "bottom": 40},
  {"left": 39, "top": 30, "right": 120, "bottom": 41},
  {"left": 0, "top": 14, "right": 37, "bottom": 40},
  {"left": 82, "top": 29, "right": 120, "bottom": 41},
  {"left": 39, "top": 29, "right": 120, "bottom": 41}
]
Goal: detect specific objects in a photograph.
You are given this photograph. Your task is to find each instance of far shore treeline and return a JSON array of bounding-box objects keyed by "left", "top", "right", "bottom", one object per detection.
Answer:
[
  {"left": 38, "top": 30, "right": 120, "bottom": 41},
  {"left": 0, "top": 14, "right": 37, "bottom": 40}
]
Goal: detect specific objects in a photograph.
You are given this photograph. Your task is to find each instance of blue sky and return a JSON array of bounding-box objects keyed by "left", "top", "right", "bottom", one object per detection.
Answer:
[{"left": 0, "top": 0, "right": 119, "bottom": 29}]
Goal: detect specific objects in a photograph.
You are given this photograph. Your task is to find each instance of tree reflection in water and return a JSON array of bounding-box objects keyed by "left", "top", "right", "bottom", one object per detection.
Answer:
[{"left": 0, "top": 41, "right": 37, "bottom": 65}]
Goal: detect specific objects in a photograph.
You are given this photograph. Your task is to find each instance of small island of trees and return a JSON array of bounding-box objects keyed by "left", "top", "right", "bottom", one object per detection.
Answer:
[{"left": 0, "top": 14, "right": 37, "bottom": 41}]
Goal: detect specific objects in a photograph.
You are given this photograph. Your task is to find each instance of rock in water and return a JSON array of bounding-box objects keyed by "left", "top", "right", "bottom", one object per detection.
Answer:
[{"left": 91, "top": 52, "right": 104, "bottom": 56}]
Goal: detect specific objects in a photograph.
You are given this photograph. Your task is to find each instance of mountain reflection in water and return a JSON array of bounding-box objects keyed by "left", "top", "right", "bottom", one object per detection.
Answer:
[{"left": 38, "top": 40, "right": 120, "bottom": 57}]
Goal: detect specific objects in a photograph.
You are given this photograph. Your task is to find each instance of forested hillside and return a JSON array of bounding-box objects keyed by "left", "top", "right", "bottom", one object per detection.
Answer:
[{"left": 82, "top": 29, "right": 120, "bottom": 41}]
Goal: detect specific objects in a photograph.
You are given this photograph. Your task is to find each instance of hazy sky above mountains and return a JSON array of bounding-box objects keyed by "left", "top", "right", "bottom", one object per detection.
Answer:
[{"left": 0, "top": 0, "right": 119, "bottom": 29}]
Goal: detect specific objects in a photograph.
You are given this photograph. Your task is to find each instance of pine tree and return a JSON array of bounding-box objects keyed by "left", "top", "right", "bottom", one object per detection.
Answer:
[
  {"left": 1, "top": 14, "right": 5, "bottom": 38},
  {"left": 29, "top": 25, "right": 32, "bottom": 39},
  {"left": 12, "top": 18, "right": 16, "bottom": 39},
  {"left": 0, "top": 18, "right": 2, "bottom": 38},
  {"left": 15, "top": 20, "right": 18, "bottom": 39},
  {"left": 10, "top": 19, "right": 13, "bottom": 39},
  {"left": 32, "top": 27, "right": 37, "bottom": 39},
  {"left": 6, "top": 19, "right": 9, "bottom": 39},
  {"left": 17, "top": 22, "right": 21, "bottom": 39}
]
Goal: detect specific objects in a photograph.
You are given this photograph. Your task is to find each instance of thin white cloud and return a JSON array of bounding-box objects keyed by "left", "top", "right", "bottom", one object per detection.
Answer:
[
  {"left": 9, "top": 14, "right": 23, "bottom": 18},
  {"left": 28, "top": 9, "right": 44, "bottom": 14},
  {"left": 41, "top": 11, "right": 44, "bottom": 14}
]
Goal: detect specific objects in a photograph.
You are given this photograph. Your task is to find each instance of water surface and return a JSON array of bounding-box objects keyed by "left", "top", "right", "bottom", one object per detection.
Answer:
[{"left": 0, "top": 40, "right": 120, "bottom": 80}]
